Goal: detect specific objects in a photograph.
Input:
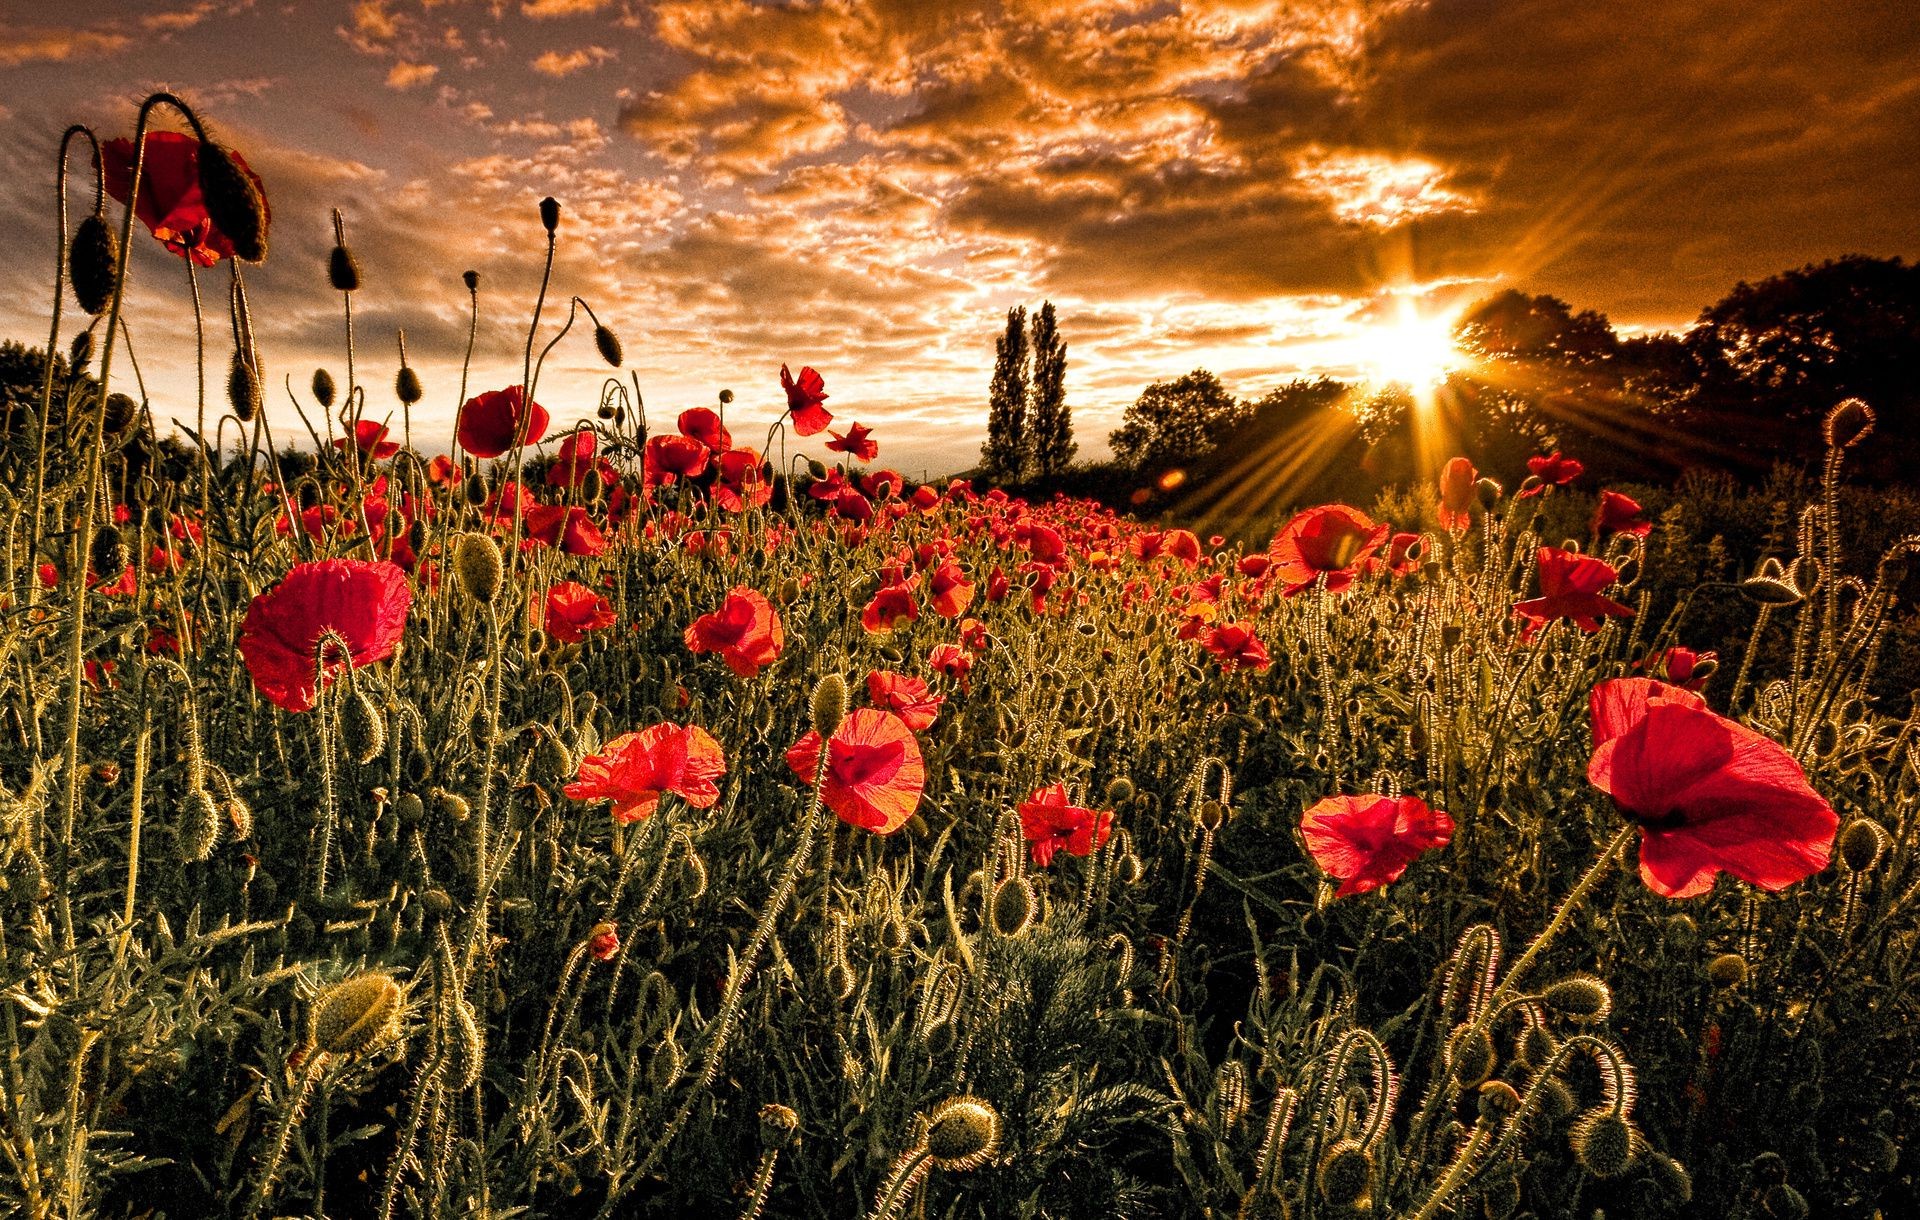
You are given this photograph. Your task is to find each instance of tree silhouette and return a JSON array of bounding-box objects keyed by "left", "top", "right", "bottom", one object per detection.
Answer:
[
  {"left": 982, "top": 306, "right": 1030, "bottom": 479},
  {"left": 1109, "top": 369, "right": 1247, "bottom": 471},
  {"left": 1027, "top": 301, "right": 1073, "bottom": 477}
]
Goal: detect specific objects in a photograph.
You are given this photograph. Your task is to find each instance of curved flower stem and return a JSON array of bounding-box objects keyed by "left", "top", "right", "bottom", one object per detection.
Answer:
[
  {"left": 1490, "top": 824, "right": 1634, "bottom": 1010},
  {"left": 1408, "top": 1114, "right": 1494, "bottom": 1220},
  {"left": 29, "top": 125, "right": 94, "bottom": 602},
  {"left": 866, "top": 1146, "right": 932, "bottom": 1220}
]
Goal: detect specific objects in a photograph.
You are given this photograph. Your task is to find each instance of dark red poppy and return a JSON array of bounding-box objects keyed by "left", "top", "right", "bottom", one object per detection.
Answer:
[
  {"left": 785, "top": 708, "right": 925, "bottom": 833},
  {"left": 1519, "top": 451, "right": 1584, "bottom": 496},
  {"left": 780, "top": 364, "right": 832, "bottom": 436},
  {"left": 866, "top": 670, "right": 943, "bottom": 731},
  {"left": 644, "top": 433, "right": 709, "bottom": 485},
  {"left": 1641, "top": 646, "right": 1717, "bottom": 692},
  {"left": 1383, "top": 532, "right": 1422, "bottom": 576},
  {"left": 1588, "top": 678, "right": 1836, "bottom": 898},
  {"left": 565, "top": 721, "right": 727, "bottom": 822},
  {"left": 862, "top": 578, "right": 919, "bottom": 634},
  {"left": 458, "top": 386, "right": 549, "bottom": 458},
  {"left": 1019, "top": 782, "right": 1114, "bottom": 866},
  {"left": 1300, "top": 794, "right": 1454, "bottom": 897},
  {"left": 1512, "top": 546, "right": 1634, "bottom": 638},
  {"left": 713, "top": 447, "right": 772, "bottom": 512},
  {"left": 685, "top": 587, "right": 784, "bottom": 677},
  {"left": 1201, "top": 622, "right": 1271, "bottom": 672},
  {"left": 677, "top": 407, "right": 731, "bottom": 451},
  {"left": 1162, "top": 529, "right": 1202, "bottom": 566},
  {"left": 587, "top": 922, "right": 620, "bottom": 962},
  {"left": 911, "top": 485, "right": 940, "bottom": 511},
  {"left": 1593, "top": 490, "right": 1651, "bottom": 538},
  {"left": 927, "top": 560, "right": 974, "bottom": 619},
  {"left": 334, "top": 419, "right": 401, "bottom": 460},
  {"left": 827, "top": 422, "right": 878, "bottom": 462},
  {"left": 100, "top": 131, "right": 268, "bottom": 266},
  {"left": 1438, "top": 456, "right": 1476, "bottom": 530},
  {"left": 1269, "top": 504, "right": 1391, "bottom": 595},
  {"left": 238, "top": 558, "right": 412, "bottom": 712},
  {"left": 544, "top": 581, "right": 616, "bottom": 644}
]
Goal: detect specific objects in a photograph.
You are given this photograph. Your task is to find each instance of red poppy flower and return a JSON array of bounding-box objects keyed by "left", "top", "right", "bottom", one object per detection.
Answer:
[
  {"left": 1162, "top": 529, "right": 1202, "bottom": 566},
  {"left": 1437, "top": 456, "right": 1477, "bottom": 530},
  {"left": 1383, "top": 532, "right": 1422, "bottom": 576},
  {"left": 862, "top": 578, "right": 919, "bottom": 634},
  {"left": 1201, "top": 622, "right": 1271, "bottom": 672},
  {"left": 587, "top": 922, "right": 620, "bottom": 962},
  {"left": 713, "top": 447, "right": 772, "bottom": 512},
  {"left": 677, "top": 407, "right": 731, "bottom": 451},
  {"left": 927, "top": 560, "right": 974, "bottom": 619},
  {"left": 427, "top": 455, "right": 463, "bottom": 487},
  {"left": 1512, "top": 546, "right": 1634, "bottom": 639},
  {"left": 524, "top": 504, "right": 608, "bottom": 556},
  {"left": 1593, "top": 490, "right": 1651, "bottom": 538},
  {"left": 458, "top": 386, "right": 549, "bottom": 458},
  {"left": 784, "top": 708, "right": 924, "bottom": 833},
  {"left": 780, "top": 364, "right": 832, "bottom": 436},
  {"left": 644, "top": 433, "right": 709, "bottom": 485},
  {"left": 1019, "top": 782, "right": 1114, "bottom": 867},
  {"left": 1270, "top": 504, "right": 1391, "bottom": 595},
  {"left": 565, "top": 721, "right": 727, "bottom": 822},
  {"left": 1519, "top": 451, "right": 1584, "bottom": 496},
  {"left": 928, "top": 643, "right": 974, "bottom": 691},
  {"left": 959, "top": 618, "right": 990, "bottom": 652},
  {"left": 911, "top": 485, "right": 940, "bottom": 511},
  {"left": 544, "top": 580, "right": 617, "bottom": 644},
  {"left": 1300, "top": 794, "right": 1454, "bottom": 897},
  {"left": 1588, "top": 678, "right": 1837, "bottom": 898},
  {"left": 866, "top": 670, "right": 943, "bottom": 731},
  {"left": 547, "top": 431, "right": 615, "bottom": 488},
  {"left": 827, "top": 422, "right": 878, "bottom": 462},
  {"left": 37, "top": 562, "right": 58, "bottom": 589},
  {"left": 1641, "top": 646, "right": 1717, "bottom": 692},
  {"left": 238, "top": 559, "right": 412, "bottom": 712},
  {"left": 100, "top": 131, "right": 268, "bottom": 266},
  {"left": 685, "top": 587, "right": 784, "bottom": 677},
  {"left": 335, "top": 419, "right": 400, "bottom": 459}
]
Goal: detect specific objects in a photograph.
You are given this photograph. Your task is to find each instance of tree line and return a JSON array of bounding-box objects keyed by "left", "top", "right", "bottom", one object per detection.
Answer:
[{"left": 981, "top": 301, "right": 1073, "bottom": 482}]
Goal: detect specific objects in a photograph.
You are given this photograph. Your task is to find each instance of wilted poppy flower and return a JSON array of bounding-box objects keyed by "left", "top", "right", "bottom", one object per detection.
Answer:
[
  {"left": 1020, "top": 782, "right": 1114, "bottom": 866},
  {"left": 1300, "top": 794, "right": 1454, "bottom": 897},
  {"left": 587, "top": 922, "right": 620, "bottom": 962},
  {"left": 1512, "top": 546, "right": 1634, "bottom": 638},
  {"left": 1593, "top": 490, "right": 1651, "bottom": 538},
  {"left": 336, "top": 419, "right": 400, "bottom": 459},
  {"left": 238, "top": 558, "right": 412, "bottom": 712},
  {"left": 458, "top": 386, "right": 549, "bottom": 458},
  {"left": 1519, "top": 451, "right": 1584, "bottom": 496},
  {"left": 827, "top": 422, "right": 878, "bottom": 462},
  {"left": 927, "top": 560, "right": 974, "bottom": 619},
  {"left": 785, "top": 708, "right": 925, "bottom": 833},
  {"left": 862, "top": 578, "right": 919, "bottom": 634},
  {"left": 685, "top": 587, "right": 784, "bottom": 677},
  {"left": 1270, "top": 504, "right": 1391, "bottom": 595},
  {"left": 780, "top": 364, "right": 832, "bottom": 436},
  {"left": 100, "top": 131, "right": 268, "bottom": 266},
  {"left": 564, "top": 721, "right": 727, "bottom": 822},
  {"left": 678, "top": 406, "right": 732, "bottom": 451},
  {"left": 1201, "top": 622, "right": 1271, "bottom": 672},
  {"left": 544, "top": 580, "right": 616, "bottom": 644},
  {"left": 1437, "top": 457, "right": 1476, "bottom": 530},
  {"left": 1589, "top": 678, "right": 1836, "bottom": 898},
  {"left": 1641, "top": 645, "right": 1717, "bottom": 691},
  {"left": 866, "top": 670, "right": 943, "bottom": 731},
  {"left": 644, "top": 433, "right": 709, "bottom": 485}
]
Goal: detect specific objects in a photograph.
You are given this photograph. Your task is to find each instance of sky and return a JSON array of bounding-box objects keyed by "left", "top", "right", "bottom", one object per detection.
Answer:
[{"left": 1, "top": 0, "right": 1916, "bottom": 476}]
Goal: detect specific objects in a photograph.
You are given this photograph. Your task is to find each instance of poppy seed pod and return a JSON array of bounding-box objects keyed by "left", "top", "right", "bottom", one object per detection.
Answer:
[
  {"left": 445, "top": 993, "right": 483, "bottom": 1089},
  {"left": 452, "top": 533, "right": 503, "bottom": 604},
  {"left": 396, "top": 365, "right": 423, "bottom": 406},
  {"left": 1316, "top": 1139, "right": 1372, "bottom": 1208},
  {"left": 340, "top": 690, "right": 386, "bottom": 765},
  {"left": 311, "top": 972, "right": 403, "bottom": 1057},
  {"left": 462, "top": 269, "right": 479, "bottom": 292},
  {"left": 759, "top": 1102, "right": 800, "bottom": 1151},
  {"left": 810, "top": 672, "right": 847, "bottom": 738},
  {"left": 539, "top": 196, "right": 560, "bottom": 234},
  {"left": 312, "top": 368, "right": 336, "bottom": 409},
  {"left": 228, "top": 350, "right": 260, "bottom": 422},
  {"left": 990, "top": 876, "right": 1035, "bottom": 937},
  {"left": 196, "top": 139, "right": 269, "bottom": 262},
  {"left": 1824, "top": 398, "right": 1875, "bottom": 450},
  {"left": 594, "top": 324, "right": 623, "bottom": 368},
  {"left": 181, "top": 788, "right": 221, "bottom": 862},
  {"left": 1448, "top": 1024, "right": 1495, "bottom": 1088},
  {"left": 1707, "top": 952, "right": 1747, "bottom": 989},
  {"left": 923, "top": 1097, "right": 1001, "bottom": 1171},
  {"left": 1570, "top": 1108, "right": 1638, "bottom": 1178},
  {"left": 1542, "top": 975, "right": 1613, "bottom": 1023},
  {"left": 69, "top": 213, "right": 118, "bottom": 315},
  {"left": 328, "top": 244, "right": 361, "bottom": 292},
  {"left": 719, "top": 388, "right": 735, "bottom": 404},
  {"left": 1474, "top": 477, "right": 1503, "bottom": 509},
  {"left": 1839, "top": 817, "right": 1887, "bottom": 873}
]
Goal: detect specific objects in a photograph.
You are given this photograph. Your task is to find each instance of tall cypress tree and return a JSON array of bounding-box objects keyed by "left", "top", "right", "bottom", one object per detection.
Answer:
[
  {"left": 1027, "top": 300, "right": 1072, "bottom": 477},
  {"left": 982, "top": 305, "right": 1030, "bottom": 480}
]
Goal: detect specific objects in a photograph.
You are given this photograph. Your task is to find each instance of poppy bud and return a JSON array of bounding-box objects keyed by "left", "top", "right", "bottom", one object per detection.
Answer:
[
  {"left": 1478, "top": 1080, "right": 1522, "bottom": 1117},
  {"left": 104, "top": 392, "right": 140, "bottom": 437},
  {"left": 1481, "top": 1172, "right": 1522, "bottom": 1219},
  {"left": 228, "top": 350, "right": 260, "bottom": 422},
  {"left": 329, "top": 244, "right": 361, "bottom": 292},
  {"left": 719, "top": 388, "right": 735, "bottom": 404},
  {"left": 1317, "top": 1139, "right": 1372, "bottom": 1208},
  {"left": 69, "top": 213, "right": 118, "bottom": 315},
  {"left": 539, "top": 196, "right": 560, "bottom": 234},
  {"left": 1448, "top": 1024, "right": 1495, "bottom": 1088},
  {"left": 1116, "top": 853, "right": 1143, "bottom": 885},
  {"left": 810, "top": 673, "right": 847, "bottom": 738},
  {"left": 1570, "top": 1108, "right": 1638, "bottom": 1178},
  {"left": 89, "top": 523, "right": 127, "bottom": 582},
  {"left": 452, "top": 533, "right": 504, "bottom": 604},
  {"left": 1538, "top": 1076, "right": 1576, "bottom": 1121},
  {"left": 340, "top": 690, "right": 386, "bottom": 765},
  {"left": 197, "top": 139, "right": 269, "bottom": 262},
  {"left": 396, "top": 365, "right": 423, "bottom": 406},
  {"left": 1823, "top": 398, "right": 1874, "bottom": 450},
  {"left": 223, "top": 795, "right": 254, "bottom": 842},
  {"left": 1647, "top": 1150, "right": 1693, "bottom": 1204},
  {"left": 311, "top": 972, "right": 403, "bottom": 1057},
  {"left": 464, "top": 470, "right": 491, "bottom": 507},
  {"left": 825, "top": 958, "right": 855, "bottom": 1002},
  {"left": 313, "top": 368, "right": 336, "bottom": 409},
  {"left": 775, "top": 577, "right": 802, "bottom": 605},
  {"left": 1196, "top": 799, "right": 1226, "bottom": 833},
  {"left": 923, "top": 1097, "right": 1001, "bottom": 1171},
  {"left": 463, "top": 269, "right": 479, "bottom": 292},
  {"left": 587, "top": 921, "right": 619, "bottom": 962},
  {"left": 1105, "top": 777, "right": 1134, "bottom": 804},
  {"left": 70, "top": 328, "right": 95, "bottom": 371},
  {"left": 1707, "top": 952, "right": 1747, "bottom": 989},
  {"left": 1541, "top": 974, "right": 1612, "bottom": 1023},
  {"left": 989, "top": 876, "right": 1035, "bottom": 937},
  {"left": 807, "top": 460, "right": 829, "bottom": 481},
  {"left": 434, "top": 787, "right": 472, "bottom": 824},
  {"left": 1740, "top": 557, "right": 1808, "bottom": 606},
  {"left": 1839, "top": 817, "right": 1886, "bottom": 873},
  {"left": 1517, "top": 1023, "right": 1557, "bottom": 1069},
  {"left": 1474, "top": 477, "right": 1503, "bottom": 509},
  {"left": 593, "top": 324, "right": 623, "bottom": 368},
  {"left": 181, "top": 788, "right": 221, "bottom": 862},
  {"left": 445, "top": 993, "right": 483, "bottom": 1089},
  {"left": 879, "top": 915, "right": 910, "bottom": 953}
]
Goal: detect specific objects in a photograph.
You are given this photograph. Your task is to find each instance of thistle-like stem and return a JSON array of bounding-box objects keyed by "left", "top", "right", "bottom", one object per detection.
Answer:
[
  {"left": 244, "top": 1055, "right": 323, "bottom": 1219},
  {"left": 1408, "top": 1114, "right": 1495, "bottom": 1220},
  {"left": 1490, "top": 824, "right": 1634, "bottom": 1009},
  {"left": 736, "top": 1148, "right": 783, "bottom": 1220},
  {"left": 867, "top": 1146, "right": 933, "bottom": 1220}
]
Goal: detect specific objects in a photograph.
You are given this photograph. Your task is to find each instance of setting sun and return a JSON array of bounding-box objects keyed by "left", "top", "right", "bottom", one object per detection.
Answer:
[{"left": 1363, "top": 299, "right": 1466, "bottom": 392}]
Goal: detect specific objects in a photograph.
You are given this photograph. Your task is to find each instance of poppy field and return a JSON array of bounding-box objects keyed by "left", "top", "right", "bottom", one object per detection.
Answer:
[{"left": 6, "top": 95, "right": 1920, "bottom": 1220}]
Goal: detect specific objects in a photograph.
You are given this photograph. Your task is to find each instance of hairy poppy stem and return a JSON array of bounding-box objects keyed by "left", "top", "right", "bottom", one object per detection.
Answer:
[{"left": 1491, "top": 824, "right": 1634, "bottom": 1008}]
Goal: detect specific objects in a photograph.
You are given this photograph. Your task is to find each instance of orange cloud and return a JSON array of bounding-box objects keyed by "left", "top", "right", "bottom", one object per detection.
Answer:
[
  {"left": 386, "top": 61, "right": 439, "bottom": 90},
  {"left": 531, "top": 45, "right": 617, "bottom": 77}
]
